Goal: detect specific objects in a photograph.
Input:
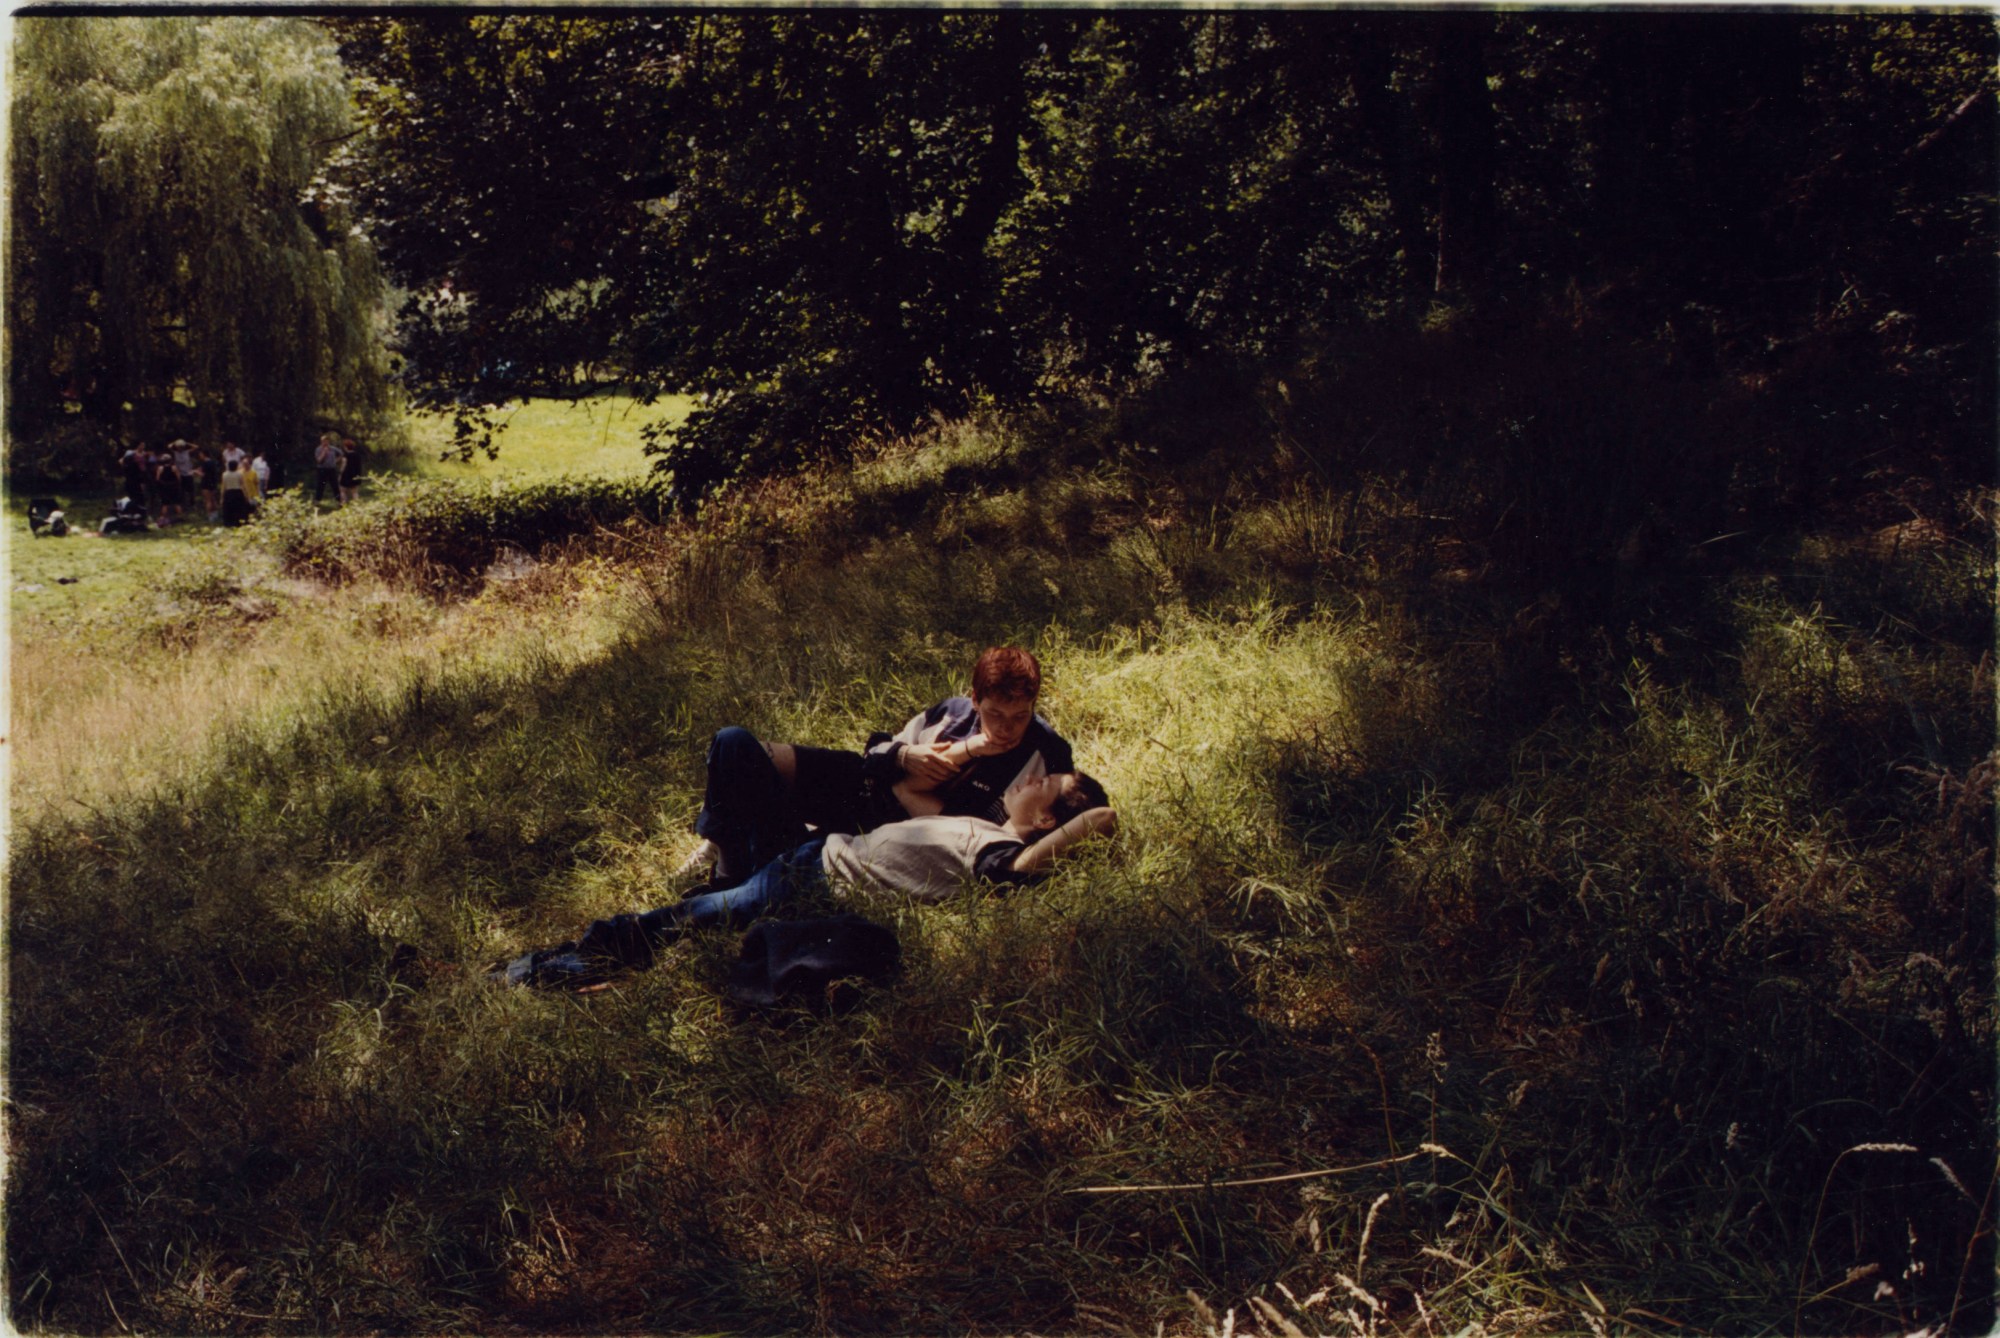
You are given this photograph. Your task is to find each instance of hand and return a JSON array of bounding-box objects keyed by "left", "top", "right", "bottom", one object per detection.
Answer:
[
  {"left": 960, "top": 732, "right": 1003, "bottom": 759},
  {"left": 899, "top": 741, "right": 961, "bottom": 785}
]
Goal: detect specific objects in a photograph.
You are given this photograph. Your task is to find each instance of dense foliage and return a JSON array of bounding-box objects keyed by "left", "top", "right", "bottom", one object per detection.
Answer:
[
  {"left": 7, "top": 17, "right": 391, "bottom": 475},
  {"left": 334, "top": 13, "right": 1997, "bottom": 511},
  {"left": 252, "top": 475, "right": 673, "bottom": 591}
]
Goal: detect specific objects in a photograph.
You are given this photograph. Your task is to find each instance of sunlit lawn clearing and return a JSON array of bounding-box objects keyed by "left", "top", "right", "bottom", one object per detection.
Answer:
[
  {"left": 6, "top": 495, "right": 219, "bottom": 625},
  {"left": 396, "top": 393, "right": 694, "bottom": 483}
]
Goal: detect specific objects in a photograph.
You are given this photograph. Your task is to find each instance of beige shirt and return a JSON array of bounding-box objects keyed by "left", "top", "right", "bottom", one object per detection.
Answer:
[{"left": 821, "top": 816, "right": 1027, "bottom": 901}]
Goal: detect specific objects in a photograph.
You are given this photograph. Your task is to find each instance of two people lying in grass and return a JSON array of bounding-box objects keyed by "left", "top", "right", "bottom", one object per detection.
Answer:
[
  {"left": 685, "top": 645, "right": 1078, "bottom": 885},
  {"left": 498, "top": 646, "right": 1117, "bottom": 988},
  {"left": 500, "top": 768, "right": 1114, "bottom": 988}
]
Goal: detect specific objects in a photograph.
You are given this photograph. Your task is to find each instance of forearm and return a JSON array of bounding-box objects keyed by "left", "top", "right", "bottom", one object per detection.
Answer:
[
  {"left": 891, "top": 779, "right": 946, "bottom": 817},
  {"left": 897, "top": 735, "right": 982, "bottom": 794},
  {"left": 1011, "top": 807, "right": 1117, "bottom": 875}
]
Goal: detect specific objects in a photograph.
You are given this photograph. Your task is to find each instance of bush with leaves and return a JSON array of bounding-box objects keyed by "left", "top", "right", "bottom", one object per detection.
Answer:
[{"left": 258, "top": 475, "right": 671, "bottom": 590}]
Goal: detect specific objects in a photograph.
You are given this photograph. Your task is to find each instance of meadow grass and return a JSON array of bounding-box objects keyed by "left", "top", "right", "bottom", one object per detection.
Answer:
[
  {"left": 6, "top": 409, "right": 1993, "bottom": 1335},
  {"left": 393, "top": 394, "right": 693, "bottom": 483},
  {"left": 6, "top": 495, "right": 221, "bottom": 624}
]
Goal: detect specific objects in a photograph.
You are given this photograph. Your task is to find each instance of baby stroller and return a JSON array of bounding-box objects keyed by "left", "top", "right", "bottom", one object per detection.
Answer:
[
  {"left": 99, "top": 496, "right": 149, "bottom": 535},
  {"left": 27, "top": 498, "right": 69, "bottom": 537}
]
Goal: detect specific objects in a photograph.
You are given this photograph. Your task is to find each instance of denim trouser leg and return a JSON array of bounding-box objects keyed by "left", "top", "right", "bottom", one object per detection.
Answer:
[
  {"left": 500, "top": 838, "right": 830, "bottom": 987},
  {"left": 693, "top": 726, "right": 810, "bottom": 880},
  {"left": 675, "top": 837, "right": 829, "bottom": 932}
]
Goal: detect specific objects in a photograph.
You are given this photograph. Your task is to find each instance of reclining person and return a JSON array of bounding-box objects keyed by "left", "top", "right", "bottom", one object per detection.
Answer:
[
  {"left": 501, "top": 771, "right": 1114, "bottom": 988},
  {"left": 688, "top": 646, "right": 1074, "bottom": 887}
]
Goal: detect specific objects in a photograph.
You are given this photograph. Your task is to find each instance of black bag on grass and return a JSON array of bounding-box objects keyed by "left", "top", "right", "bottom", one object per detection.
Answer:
[{"left": 725, "top": 915, "right": 900, "bottom": 1014}]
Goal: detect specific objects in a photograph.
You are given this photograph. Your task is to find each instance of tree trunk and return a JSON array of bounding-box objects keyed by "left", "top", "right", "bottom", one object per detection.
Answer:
[
  {"left": 1352, "top": 22, "right": 1432, "bottom": 300},
  {"left": 1430, "top": 12, "right": 1500, "bottom": 298},
  {"left": 941, "top": 11, "right": 1028, "bottom": 398}
]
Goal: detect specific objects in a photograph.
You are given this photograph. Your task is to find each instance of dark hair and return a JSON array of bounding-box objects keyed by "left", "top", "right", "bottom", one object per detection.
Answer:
[
  {"left": 1051, "top": 772, "right": 1110, "bottom": 824},
  {"left": 971, "top": 646, "right": 1042, "bottom": 701}
]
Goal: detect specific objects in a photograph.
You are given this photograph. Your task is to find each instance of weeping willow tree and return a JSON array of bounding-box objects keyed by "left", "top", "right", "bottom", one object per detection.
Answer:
[{"left": 8, "top": 16, "right": 389, "bottom": 469}]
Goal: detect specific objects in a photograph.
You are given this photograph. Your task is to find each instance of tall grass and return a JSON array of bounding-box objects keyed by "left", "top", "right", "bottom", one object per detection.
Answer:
[
  {"left": 8, "top": 528, "right": 645, "bottom": 817},
  {"left": 7, "top": 411, "right": 1992, "bottom": 1334}
]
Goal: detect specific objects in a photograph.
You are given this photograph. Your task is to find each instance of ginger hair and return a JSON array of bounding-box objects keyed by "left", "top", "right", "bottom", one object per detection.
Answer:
[{"left": 971, "top": 646, "right": 1042, "bottom": 701}]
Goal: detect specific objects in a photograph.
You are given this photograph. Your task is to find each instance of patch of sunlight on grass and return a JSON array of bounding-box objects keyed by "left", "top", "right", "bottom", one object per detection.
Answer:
[
  {"left": 9, "top": 561, "right": 644, "bottom": 822},
  {"left": 1041, "top": 605, "right": 1366, "bottom": 880},
  {"left": 398, "top": 394, "right": 695, "bottom": 484},
  {"left": 7, "top": 394, "right": 688, "bottom": 624},
  {"left": 6, "top": 493, "right": 223, "bottom": 624}
]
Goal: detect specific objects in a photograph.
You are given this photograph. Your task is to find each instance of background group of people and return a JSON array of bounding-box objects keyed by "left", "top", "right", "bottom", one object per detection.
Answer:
[{"left": 109, "top": 431, "right": 362, "bottom": 530}]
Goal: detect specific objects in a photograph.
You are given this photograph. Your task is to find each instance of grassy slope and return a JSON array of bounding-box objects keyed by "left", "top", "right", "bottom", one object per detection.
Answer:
[{"left": 6, "top": 414, "right": 1993, "bottom": 1335}]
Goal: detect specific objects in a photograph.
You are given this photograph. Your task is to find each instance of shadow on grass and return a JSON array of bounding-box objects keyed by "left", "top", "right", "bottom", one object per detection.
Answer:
[
  {"left": 8, "top": 454, "right": 1994, "bottom": 1334},
  {"left": 9, "top": 515, "right": 1370, "bottom": 1331},
  {"left": 1262, "top": 534, "right": 1996, "bottom": 1333}
]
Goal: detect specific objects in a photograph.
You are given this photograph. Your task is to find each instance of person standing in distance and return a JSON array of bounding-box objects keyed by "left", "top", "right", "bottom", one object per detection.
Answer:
[{"left": 312, "top": 432, "right": 342, "bottom": 506}]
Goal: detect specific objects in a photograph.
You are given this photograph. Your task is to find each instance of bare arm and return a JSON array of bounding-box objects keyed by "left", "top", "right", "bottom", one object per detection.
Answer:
[
  {"left": 900, "top": 741, "right": 961, "bottom": 787},
  {"left": 867, "top": 707, "right": 964, "bottom": 788},
  {"left": 1010, "top": 806, "right": 1117, "bottom": 876},
  {"left": 895, "top": 732, "right": 996, "bottom": 797},
  {"left": 891, "top": 779, "right": 946, "bottom": 817}
]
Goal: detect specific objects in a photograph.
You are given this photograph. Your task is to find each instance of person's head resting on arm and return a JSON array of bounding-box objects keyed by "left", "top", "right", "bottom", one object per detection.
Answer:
[
  {"left": 971, "top": 646, "right": 1043, "bottom": 752},
  {"left": 1004, "top": 771, "right": 1117, "bottom": 874}
]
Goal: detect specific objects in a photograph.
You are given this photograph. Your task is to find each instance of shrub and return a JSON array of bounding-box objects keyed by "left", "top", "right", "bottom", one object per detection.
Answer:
[
  {"left": 6, "top": 417, "right": 120, "bottom": 491},
  {"left": 158, "top": 547, "right": 243, "bottom": 608},
  {"left": 258, "top": 475, "right": 673, "bottom": 590}
]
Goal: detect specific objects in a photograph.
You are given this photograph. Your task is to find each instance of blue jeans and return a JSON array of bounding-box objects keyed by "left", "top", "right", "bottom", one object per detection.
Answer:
[
  {"left": 499, "top": 837, "right": 831, "bottom": 987},
  {"left": 675, "top": 835, "right": 829, "bottom": 931}
]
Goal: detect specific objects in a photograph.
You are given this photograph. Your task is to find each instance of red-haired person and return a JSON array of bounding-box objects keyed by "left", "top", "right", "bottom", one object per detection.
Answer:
[{"left": 687, "top": 646, "right": 1076, "bottom": 888}]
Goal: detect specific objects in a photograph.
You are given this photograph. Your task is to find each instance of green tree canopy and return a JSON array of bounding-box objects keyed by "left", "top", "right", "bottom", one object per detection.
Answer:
[
  {"left": 8, "top": 16, "right": 391, "bottom": 465},
  {"left": 336, "top": 13, "right": 1995, "bottom": 505}
]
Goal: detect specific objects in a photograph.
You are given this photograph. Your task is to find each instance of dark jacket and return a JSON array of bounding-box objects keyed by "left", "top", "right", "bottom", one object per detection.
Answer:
[{"left": 862, "top": 696, "right": 1075, "bottom": 827}]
